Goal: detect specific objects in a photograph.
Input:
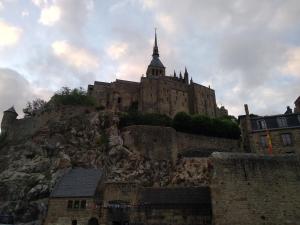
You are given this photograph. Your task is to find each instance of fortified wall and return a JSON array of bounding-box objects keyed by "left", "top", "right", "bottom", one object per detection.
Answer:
[
  {"left": 121, "top": 125, "right": 240, "bottom": 163},
  {"left": 211, "top": 153, "right": 300, "bottom": 225},
  {"left": 1, "top": 106, "right": 96, "bottom": 142}
]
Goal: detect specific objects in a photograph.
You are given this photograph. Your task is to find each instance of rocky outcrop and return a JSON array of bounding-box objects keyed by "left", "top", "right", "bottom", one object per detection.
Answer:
[{"left": 0, "top": 107, "right": 212, "bottom": 225}]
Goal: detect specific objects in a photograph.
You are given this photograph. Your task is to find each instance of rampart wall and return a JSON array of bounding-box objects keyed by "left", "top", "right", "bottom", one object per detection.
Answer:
[
  {"left": 211, "top": 153, "right": 300, "bottom": 225},
  {"left": 121, "top": 125, "right": 239, "bottom": 163}
]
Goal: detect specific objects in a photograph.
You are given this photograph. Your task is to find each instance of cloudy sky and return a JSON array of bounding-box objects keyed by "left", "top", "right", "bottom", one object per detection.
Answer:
[{"left": 0, "top": 0, "right": 299, "bottom": 119}]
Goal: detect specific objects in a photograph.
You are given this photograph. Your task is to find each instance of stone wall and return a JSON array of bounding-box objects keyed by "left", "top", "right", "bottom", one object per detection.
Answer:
[
  {"left": 88, "top": 80, "right": 140, "bottom": 112},
  {"left": 45, "top": 198, "right": 100, "bottom": 225},
  {"left": 131, "top": 208, "right": 211, "bottom": 225},
  {"left": 5, "top": 106, "right": 94, "bottom": 142},
  {"left": 189, "top": 83, "right": 217, "bottom": 117},
  {"left": 210, "top": 153, "right": 300, "bottom": 225},
  {"left": 176, "top": 132, "right": 240, "bottom": 154},
  {"left": 121, "top": 125, "right": 239, "bottom": 163},
  {"left": 251, "top": 129, "right": 300, "bottom": 155}
]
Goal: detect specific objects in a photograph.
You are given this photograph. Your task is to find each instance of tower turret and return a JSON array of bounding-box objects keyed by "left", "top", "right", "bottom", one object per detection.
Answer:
[
  {"left": 179, "top": 71, "right": 183, "bottom": 80},
  {"left": 146, "top": 29, "right": 166, "bottom": 77},
  {"left": 1, "top": 106, "right": 18, "bottom": 134},
  {"left": 184, "top": 67, "right": 189, "bottom": 84}
]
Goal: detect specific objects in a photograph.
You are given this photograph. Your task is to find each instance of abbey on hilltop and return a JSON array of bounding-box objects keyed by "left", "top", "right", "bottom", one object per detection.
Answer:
[{"left": 88, "top": 31, "right": 227, "bottom": 118}]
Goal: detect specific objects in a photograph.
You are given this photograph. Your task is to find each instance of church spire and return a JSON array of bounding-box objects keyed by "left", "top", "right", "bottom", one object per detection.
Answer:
[
  {"left": 152, "top": 28, "right": 159, "bottom": 57},
  {"left": 146, "top": 29, "right": 165, "bottom": 77}
]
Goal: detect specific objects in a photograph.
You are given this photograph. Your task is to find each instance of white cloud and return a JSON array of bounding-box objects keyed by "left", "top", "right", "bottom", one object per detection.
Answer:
[
  {"left": 32, "top": 0, "right": 48, "bottom": 8},
  {"left": 155, "top": 13, "right": 176, "bottom": 33},
  {"left": 116, "top": 63, "right": 144, "bottom": 81},
  {"left": 106, "top": 42, "right": 128, "bottom": 60},
  {"left": 52, "top": 40, "right": 100, "bottom": 72},
  {"left": 0, "top": 68, "right": 34, "bottom": 120},
  {"left": 22, "top": 10, "right": 29, "bottom": 17},
  {"left": 281, "top": 47, "right": 300, "bottom": 77},
  {"left": 39, "top": 4, "right": 61, "bottom": 26},
  {"left": 0, "top": 20, "right": 22, "bottom": 48},
  {"left": 0, "top": 1, "right": 4, "bottom": 10}
]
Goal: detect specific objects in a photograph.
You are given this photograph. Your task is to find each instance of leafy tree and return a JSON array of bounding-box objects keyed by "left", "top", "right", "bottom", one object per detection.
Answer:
[
  {"left": 23, "top": 98, "right": 47, "bottom": 117},
  {"left": 172, "top": 112, "right": 192, "bottom": 132},
  {"left": 50, "top": 87, "right": 96, "bottom": 106}
]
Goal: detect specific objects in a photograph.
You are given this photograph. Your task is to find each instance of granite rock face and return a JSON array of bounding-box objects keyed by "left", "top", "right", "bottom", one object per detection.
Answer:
[{"left": 0, "top": 107, "right": 210, "bottom": 225}]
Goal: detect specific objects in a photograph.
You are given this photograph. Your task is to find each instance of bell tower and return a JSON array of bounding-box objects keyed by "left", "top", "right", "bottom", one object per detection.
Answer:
[
  {"left": 1, "top": 106, "right": 18, "bottom": 134},
  {"left": 146, "top": 29, "right": 165, "bottom": 77}
]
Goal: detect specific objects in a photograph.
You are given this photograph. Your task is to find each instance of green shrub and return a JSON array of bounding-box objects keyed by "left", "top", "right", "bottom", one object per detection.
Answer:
[
  {"left": 172, "top": 112, "right": 192, "bottom": 133},
  {"left": 171, "top": 112, "right": 240, "bottom": 139},
  {"left": 50, "top": 87, "right": 96, "bottom": 106},
  {"left": 119, "top": 111, "right": 240, "bottom": 139}
]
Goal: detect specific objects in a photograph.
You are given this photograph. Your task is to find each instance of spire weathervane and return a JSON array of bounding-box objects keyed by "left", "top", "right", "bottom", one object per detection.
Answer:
[{"left": 152, "top": 28, "right": 159, "bottom": 57}]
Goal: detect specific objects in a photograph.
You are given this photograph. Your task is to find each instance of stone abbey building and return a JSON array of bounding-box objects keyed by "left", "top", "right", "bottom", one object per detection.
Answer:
[{"left": 88, "top": 32, "right": 227, "bottom": 118}]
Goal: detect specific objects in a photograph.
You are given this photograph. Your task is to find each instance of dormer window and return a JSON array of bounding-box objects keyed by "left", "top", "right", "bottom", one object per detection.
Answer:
[
  {"left": 277, "top": 117, "right": 287, "bottom": 128},
  {"left": 257, "top": 120, "right": 267, "bottom": 129}
]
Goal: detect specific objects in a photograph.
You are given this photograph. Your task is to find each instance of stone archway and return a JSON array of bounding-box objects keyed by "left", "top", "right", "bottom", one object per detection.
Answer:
[{"left": 88, "top": 217, "right": 99, "bottom": 225}]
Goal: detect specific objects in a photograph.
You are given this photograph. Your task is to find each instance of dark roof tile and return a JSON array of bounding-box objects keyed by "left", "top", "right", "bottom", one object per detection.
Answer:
[{"left": 51, "top": 168, "right": 103, "bottom": 198}]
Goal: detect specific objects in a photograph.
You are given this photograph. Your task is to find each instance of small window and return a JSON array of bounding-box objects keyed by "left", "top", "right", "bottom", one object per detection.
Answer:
[
  {"left": 277, "top": 117, "right": 287, "bottom": 127},
  {"left": 72, "top": 220, "right": 77, "bottom": 225},
  {"left": 257, "top": 120, "right": 267, "bottom": 129},
  {"left": 281, "top": 133, "right": 292, "bottom": 146},
  {"left": 81, "top": 200, "right": 86, "bottom": 209},
  {"left": 260, "top": 135, "right": 268, "bottom": 148},
  {"left": 117, "top": 97, "right": 121, "bottom": 104},
  {"left": 67, "top": 200, "right": 73, "bottom": 209},
  {"left": 74, "top": 200, "right": 80, "bottom": 209}
]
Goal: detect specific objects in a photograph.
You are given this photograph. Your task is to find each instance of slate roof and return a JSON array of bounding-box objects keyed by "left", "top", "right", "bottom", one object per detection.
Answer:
[
  {"left": 51, "top": 168, "right": 103, "bottom": 198},
  {"left": 4, "top": 106, "right": 18, "bottom": 115},
  {"left": 250, "top": 113, "right": 300, "bottom": 131},
  {"left": 149, "top": 57, "right": 165, "bottom": 68},
  {"left": 139, "top": 187, "right": 211, "bottom": 205}
]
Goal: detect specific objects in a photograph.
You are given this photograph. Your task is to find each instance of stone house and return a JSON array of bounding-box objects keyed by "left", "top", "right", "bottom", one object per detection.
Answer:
[
  {"left": 44, "top": 168, "right": 104, "bottom": 225},
  {"left": 93, "top": 184, "right": 212, "bottom": 225},
  {"left": 132, "top": 187, "right": 212, "bottom": 225},
  {"left": 88, "top": 32, "right": 227, "bottom": 118},
  {"left": 239, "top": 103, "right": 300, "bottom": 154}
]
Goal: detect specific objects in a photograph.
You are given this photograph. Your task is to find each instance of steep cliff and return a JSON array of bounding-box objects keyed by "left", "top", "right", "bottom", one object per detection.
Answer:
[{"left": 0, "top": 106, "right": 212, "bottom": 225}]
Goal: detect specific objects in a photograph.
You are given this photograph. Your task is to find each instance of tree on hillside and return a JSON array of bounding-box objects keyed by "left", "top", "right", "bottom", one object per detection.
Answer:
[
  {"left": 50, "top": 87, "right": 96, "bottom": 106},
  {"left": 23, "top": 98, "right": 47, "bottom": 117}
]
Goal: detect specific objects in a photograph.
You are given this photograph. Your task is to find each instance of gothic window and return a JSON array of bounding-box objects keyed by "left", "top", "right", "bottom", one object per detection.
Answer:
[
  {"left": 281, "top": 133, "right": 292, "bottom": 146},
  {"left": 257, "top": 120, "right": 267, "bottom": 129},
  {"left": 277, "top": 117, "right": 287, "bottom": 127},
  {"left": 260, "top": 135, "right": 268, "bottom": 148},
  {"left": 67, "top": 200, "right": 73, "bottom": 209}
]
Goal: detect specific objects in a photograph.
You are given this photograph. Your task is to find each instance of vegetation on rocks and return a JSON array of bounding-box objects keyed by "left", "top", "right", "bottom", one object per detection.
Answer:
[
  {"left": 23, "top": 99, "right": 48, "bottom": 117},
  {"left": 50, "top": 87, "right": 96, "bottom": 107},
  {"left": 120, "top": 111, "right": 240, "bottom": 139}
]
